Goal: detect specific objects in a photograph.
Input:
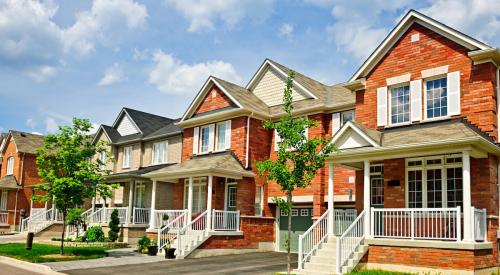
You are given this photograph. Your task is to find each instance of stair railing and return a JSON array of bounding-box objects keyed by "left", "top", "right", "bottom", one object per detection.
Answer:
[
  {"left": 336, "top": 210, "right": 365, "bottom": 274},
  {"left": 158, "top": 211, "right": 187, "bottom": 250},
  {"left": 298, "top": 209, "right": 329, "bottom": 270},
  {"left": 176, "top": 210, "right": 209, "bottom": 257}
]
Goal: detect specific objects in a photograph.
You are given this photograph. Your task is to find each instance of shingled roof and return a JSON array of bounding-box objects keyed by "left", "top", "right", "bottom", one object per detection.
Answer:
[
  {"left": 0, "top": 175, "right": 20, "bottom": 189},
  {"left": 4, "top": 131, "right": 45, "bottom": 155}
]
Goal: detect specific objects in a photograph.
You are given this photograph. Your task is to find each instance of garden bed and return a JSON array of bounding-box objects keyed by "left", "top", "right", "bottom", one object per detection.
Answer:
[{"left": 0, "top": 243, "right": 110, "bottom": 263}]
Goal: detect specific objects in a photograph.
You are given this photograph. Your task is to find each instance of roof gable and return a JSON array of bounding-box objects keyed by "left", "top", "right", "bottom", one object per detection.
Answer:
[
  {"left": 115, "top": 113, "right": 140, "bottom": 136},
  {"left": 331, "top": 121, "right": 381, "bottom": 150},
  {"left": 349, "top": 10, "right": 492, "bottom": 82},
  {"left": 193, "top": 85, "right": 238, "bottom": 116},
  {"left": 2, "top": 131, "right": 45, "bottom": 155}
]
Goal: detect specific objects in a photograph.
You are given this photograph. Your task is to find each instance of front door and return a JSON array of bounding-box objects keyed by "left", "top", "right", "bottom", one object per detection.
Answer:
[
  {"left": 279, "top": 208, "right": 313, "bottom": 252},
  {"left": 225, "top": 184, "right": 237, "bottom": 211}
]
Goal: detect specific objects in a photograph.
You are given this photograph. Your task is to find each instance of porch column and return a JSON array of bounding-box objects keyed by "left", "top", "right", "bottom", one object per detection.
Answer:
[
  {"left": 127, "top": 180, "right": 134, "bottom": 224},
  {"left": 327, "top": 163, "right": 335, "bottom": 235},
  {"left": 206, "top": 175, "right": 213, "bottom": 231},
  {"left": 363, "top": 160, "right": 371, "bottom": 237},
  {"left": 463, "top": 150, "right": 472, "bottom": 242},
  {"left": 187, "top": 177, "right": 194, "bottom": 223},
  {"left": 91, "top": 196, "right": 96, "bottom": 213},
  {"left": 148, "top": 180, "right": 157, "bottom": 230},
  {"left": 52, "top": 195, "right": 56, "bottom": 221}
]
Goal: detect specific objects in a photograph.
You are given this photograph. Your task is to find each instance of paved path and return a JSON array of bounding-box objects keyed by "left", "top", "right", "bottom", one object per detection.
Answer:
[
  {"left": 43, "top": 248, "right": 166, "bottom": 271},
  {"left": 0, "top": 233, "right": 26, "bottom": 244},
  {"left": 0, "top": 261, "right": 46, "bottom": 275},
  {"left": 64, "top": 252, "right": 297, "bottom": 275}
]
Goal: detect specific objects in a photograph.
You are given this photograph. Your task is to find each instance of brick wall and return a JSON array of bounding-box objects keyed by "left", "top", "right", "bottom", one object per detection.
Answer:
[
  {"left": 194, "top": 85, "right": 235, "bottom": 115},
  {"left": 356, "top": 23, "right": 498, "bottom": 140}
]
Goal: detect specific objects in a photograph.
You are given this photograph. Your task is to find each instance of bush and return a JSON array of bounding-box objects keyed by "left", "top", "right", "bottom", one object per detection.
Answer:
[
  {"left": 108, "top": 209, "right": 120, "bottom": 242},
  {"left": 137, "top": 236, "right": 151, "bottom": 253},
  {"left": 86, "top": 226, "right": 105, "bottom": 242},
  {"left": 75, "top": 236, "right": 86, "bottom": 242}
]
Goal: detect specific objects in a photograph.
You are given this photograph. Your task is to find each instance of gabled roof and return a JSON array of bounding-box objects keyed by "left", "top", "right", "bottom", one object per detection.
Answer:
[
  {"left": 331, "top": 121, "right": 381, "bottom": 150},
  {"left": 212, "top": 77, "right": 269, "bottom": 115},
  {"left": 2, "top": 131, "right": 45, "bottom": 155},
  {"left": 349, "top": 9, "right": 493, "bottom": 82},
  {"left": 114, "top": 108, "right": 176, "bottom": 136}
]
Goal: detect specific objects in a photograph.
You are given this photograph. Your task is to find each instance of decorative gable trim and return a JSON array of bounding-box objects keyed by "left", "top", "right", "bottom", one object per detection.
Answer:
[
  {"left": 349, "top": 10, "right": 491, "bottom": 82},
  {"left": 331, "top": 121, "right": 380, "bottom": 149},
  {"left": 91, "top": 126, "right": 111, "bottom": 145},
  {"left": 112, "top": 108, "right": 142, "bottom": 135},
  {"left": 246, "top": 59, "right": 318, "bottom": 100},
  {"left": 181, "top": 76, "right": 243, "bottom": 121}
]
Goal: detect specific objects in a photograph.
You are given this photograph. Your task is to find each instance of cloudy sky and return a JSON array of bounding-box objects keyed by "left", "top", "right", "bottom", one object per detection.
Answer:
[{"left": 1, "top": 0, "right": 500, "bottom": 134}]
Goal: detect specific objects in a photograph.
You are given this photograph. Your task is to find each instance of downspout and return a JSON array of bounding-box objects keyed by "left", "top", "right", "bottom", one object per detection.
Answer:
[{"left": 245, "top": 113, "right": 253, "bottom": 169}]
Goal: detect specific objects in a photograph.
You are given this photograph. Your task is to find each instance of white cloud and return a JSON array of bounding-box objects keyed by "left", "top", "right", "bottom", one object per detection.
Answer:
[
  {"left": 279, "top": 23, "right": 294, "bottom": 38},
  {"left": 133, "top": 48, "right": 150, "bottom": 61},
  {"left": 30, "top": 131, "right": 43, "bottom": 135},
  {"left": 45, "top": 117, "right": 59, "bottom": 133},
  {"left": 0, "top": 0, "right": 147, "bottom": 80},
  {"left": 26, "top": 118, "right": 36, "bottom": 128},
  {"left": 164, "top": 0, "right": 273, "bottom": 32},
  {"left": 148, "top": 50, "right": 241, "bottom": 95},
  {"left": 98, "top": 63, "right": 125, "bottom": 86}
]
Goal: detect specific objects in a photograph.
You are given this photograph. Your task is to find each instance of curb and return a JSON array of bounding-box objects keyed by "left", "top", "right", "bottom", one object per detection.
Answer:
[{"left": 0, "top": 256, "right": 65, "bottom": 275}]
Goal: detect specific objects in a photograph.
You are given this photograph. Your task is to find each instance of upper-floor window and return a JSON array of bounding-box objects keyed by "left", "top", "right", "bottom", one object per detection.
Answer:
[
  {"left": 99, "top": 151, "right": 106, "bottom": 170},
  {"left": 152, "top": 141, "right": 168, "bottom": 164},
  {"left": 341, "top": 110, "right": 355, "bottom": 125},
  {"left": 216, "top": 121, "right": 231, "bottom": 151},
  {"left": 390, "top": 85, "right": 410, "bottom": 125},
  {"left": 332, "top": 110, "right": 355, "bottom": 135},
  {"left": 6, "top": 157, "right": 14, "bottom": 175},
  {"left": 199, "top": 126, "right": 211, "bottom": 154},
  {"left": 193, "top": 120, "right": 231, "bottom": 155},
  {"left": 123, "top": 146, "right": 133, "bottom": 168},
  {"left": 425, "top": 77, "right": 447, "bottom": 119}
]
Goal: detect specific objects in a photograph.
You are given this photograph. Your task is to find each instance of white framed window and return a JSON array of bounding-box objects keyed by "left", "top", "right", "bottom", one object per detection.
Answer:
[
  {"left": 425, "top": 77, "right": 448, "bottom": 119},
  {"left": 122, "top": 146, "right": 133, "bottom": 168},
  {"left": 280, "top": 209, "right": 287, "bottom": 216},
  {"left": 215, "top": 120, "right": 231, "bottom": 151},
  {"left": 389, "top": 84, "right": 410, "bottom": 125},
  {"left": 291, "top": 209, "right": 299, "bottom": 216},
  {"left": 99, "top": 151, "right": 106, "bottom": 170},
  {"left": 370, "top": 164, "right": 384, "bottom": 207},
  {"left": 274, "top": 125, "right": 309, "bottom": 151},
  {"left": 134, "top": 182, "right": 145, "bottom": 208},
  {"left": 254, "top": 185, "right": 264, "bottom": 216},
  {"left": 333, "top": 110, "right": 355, "bottom": 135},
  {"left": 183, "top": 178, "right": 207, "bottom": 214},
  {"left": 6, "top": 156, "right": 14, "bottom": 175},
  {"left": 405, "top": 155, "right": 463, "bottom": 208},
  {"left": 152, "top": 141, "right": 168, "bottom": 165},
  {"left": 341, "top": 110, "right": 355, "bottom": 125},
  {"left": 0, "top": 191, "right": 7, "bottom": 211},
  {"left": 300, "top": 209, "right": 309, "bottom": 216},
  {"left": 199, "top": 126, "right": 211, "bottom": 153}
]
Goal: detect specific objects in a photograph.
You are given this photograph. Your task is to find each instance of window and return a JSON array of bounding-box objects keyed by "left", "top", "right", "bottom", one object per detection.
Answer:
[
  {"left": 390, "top": 85, "right": 410, "bottom": 124},
  {"left": 134, "top": 183, "right": 145, "bottom": 208},
  {"left": 99, "top": 151, "right": 106, "bottom": 170},
  {"left": 406, "top": 155, "right": 463, "bottom": 208},
  {"left": 123, "top": 146, "right": 133, "bottom": 168},
  {"left": 300, "top": 209, "right": 309, "bottom": 216},
  {"left": 215, "top": 121, "right": 231, "bottom": 151},
  {"left": 291, "top": 209, "right": 298, "bottom": 216},
  {"left": 254, "top": 185, "right": 264, "bottom": 216},
  {"left": 183, "top": 178, "right": 207, "bottom": 214},
  {"left": 152, "top": 141, "right": 168, "bottom": 164},
  {"left": 425, "top": 77, "right": 447, "bottom": 119},
  {"left": 6, "top": 157, "right": 14, "bottom": 175},
  {"left": 341, "top": 110, "right": 355, "bottom": 125},
  {"left": 370, "top": 164, "right": 384, "bottom": 206},
  {"left": 199, "top": 126, "right": 210, "bottom": 153},
  {"left": 0, "top": 191, "right": 7, "bottom": 211},
  {"left": 227, "top": 186, "right": 237, "bottom": 208}
]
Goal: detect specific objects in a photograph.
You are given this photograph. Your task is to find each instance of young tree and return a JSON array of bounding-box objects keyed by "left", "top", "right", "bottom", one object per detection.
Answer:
[
  {"left": 67, "top": 208, "right": 85, "bottom": 238},
  {"left": 256, "top": 72, "right": 336, "bottom": 274},
  {"left": 34, "top": 118, "right": 113, "bottom": 255},
  {"left": 108, "top": 209, "right": 120, "bottom": 242}
]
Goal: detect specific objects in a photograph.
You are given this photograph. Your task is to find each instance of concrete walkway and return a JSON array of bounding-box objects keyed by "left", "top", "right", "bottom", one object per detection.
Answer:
[{"left": 43, "top": 248, "right": 166, "bottom": 272}]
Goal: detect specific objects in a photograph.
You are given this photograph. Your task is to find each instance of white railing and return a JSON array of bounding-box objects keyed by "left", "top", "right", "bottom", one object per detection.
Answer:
[
  {"left": 212, "top": 210, "right": 240, "bottom": 231},
  {"left": 81, "top": 208, "right": 93, "bottom": 223},
  {"left": 298, "top": 210, "right": 329, "bottom": 270},
  {"left": 154, "top": 210, "right": 187, "bottom": 228},
  {"left": 371, "top": 207, "right": 461, "bottom": 241},
  {"left": 473, "top": 207, "right": 487, "bottom": 242},
  {"left": 177, "top": 210, "right": 209, "bottom": 257},
  {"left": 334, "top": 209, "right": 357, "bottom": 236},
  {"left": 133, "top": 208, "right": 150, "bottom": 224},
  {"left": 104, "top": 207, "right": 129, "bottom": 224},
  {"left": 20, "top": 207, "right": 59, "bottom": 233},
  {"left": 87, "top": 207, "right": 104, "bottom": 224},
  {"left": 336, "top": 210, "right": 365, "bottom": 274},
  {"left": 0, "top": 212, "right": 7, "bottom": 225},
  {"left": 158, "top": 211, "right": 187, "bottom": 250}
]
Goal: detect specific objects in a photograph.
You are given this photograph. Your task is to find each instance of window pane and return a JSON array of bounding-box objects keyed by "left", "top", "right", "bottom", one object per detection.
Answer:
[
  {"left": 216, "top": 123, "right": 226, "bottom": 151},
  {"left": 408, "top": 170, "right": 423, "bottom": 208},
  {"left": 426, "top": 169, "right": 442, "bottom": 208},
  {"left": 371, "top": 177, "right": 384, "bottom": 206},
  {"left": 341, "top": 110, "right": 355, "bottom": 125},
  {"left": 447, "top": 167, "right": 463, "bottom": 208},
  {"left": 200, "top": 127, "right": 210, "bottom": 153},
  {"left": 426, "top": 77, "right": 448, "bottom": 118},
  {"left": 390, "top": 85, "right": 410, "bottom": 124}
]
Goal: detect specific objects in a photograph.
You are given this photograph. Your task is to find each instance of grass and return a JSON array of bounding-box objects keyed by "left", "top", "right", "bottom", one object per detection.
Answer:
[{"left": 0, "top": 243, "right": 109, "bottom": 263}]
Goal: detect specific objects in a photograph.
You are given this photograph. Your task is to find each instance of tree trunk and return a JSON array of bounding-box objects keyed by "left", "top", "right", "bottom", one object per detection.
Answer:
[
  {"left": 286, "top": 190, "right": 292, "bottom": 275},
  {"left": 60, "top": 211, "right": 66, "bottom": 255}
]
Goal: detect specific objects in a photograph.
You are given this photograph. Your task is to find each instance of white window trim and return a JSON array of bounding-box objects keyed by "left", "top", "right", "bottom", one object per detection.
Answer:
[
  {"left": 199, "top": 125, "right": 211, "bottom": 154},
  {"left": 134, "top": 182, "right": 146, "bottom": 208},
  {"left": 255, "top": 185, "right": 264, "bottom": 216},
  {"left": 215, "top": 120, "right": 230, "bottom": 152},
  {"left": 152, "top": 141, "right": 168, "bottom": 165},
  {"left": 6, "top": 156, "right": 14, "bottom": 175},
  {"left": 122, "top": 146, "right": 133, "bottom": 169},
  {"left": 388, "top": 83, "right": 412, "bottom": 126},
  {"left": 423, "top": 75, "right": 450, "bottom": 121},
  {"left": 404, "top": 154, "right": 462, "bottom": 208},
  {"left": 183, "top": 178, "right": 207, "bottom": 213}
]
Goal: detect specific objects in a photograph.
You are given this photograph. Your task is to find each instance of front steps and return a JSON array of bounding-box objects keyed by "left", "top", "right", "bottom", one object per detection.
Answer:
[
  {"left": 170, "top": 230, "right": 210, "bottom": 259},
  {"left": 294, "top": 236, "right": 368, "bottom": 275}
]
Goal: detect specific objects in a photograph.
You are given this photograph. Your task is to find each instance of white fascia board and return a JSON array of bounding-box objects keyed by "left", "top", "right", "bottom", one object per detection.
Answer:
[
  {"left": 331, "top": 121, "right": 380, "bottom": 148},
  {"left": 111, "top": 108, "right": 142, "bottom": 135},
  {"left": 349, "top": 10, "right": 491, "bottom": 82}
]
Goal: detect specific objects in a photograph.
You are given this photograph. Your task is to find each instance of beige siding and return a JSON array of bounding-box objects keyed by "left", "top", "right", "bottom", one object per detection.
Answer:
[
  {"left": 116, "top": 115, "right": 139, "bottom": 136},
  {"left": 94, "top": 132, "right": 114, "bottom": 171},
  {"left": 115, "top": 142, "right": 142, "bottom": 173},
  {"left": 156, "top": 182, "right": 174, "bottom": 210},
  {"left": 142, "top": 134, "right": 182, "bottom": 166},
  {"left": 252, "top": 67, "right": 309, "bottom": 106}
]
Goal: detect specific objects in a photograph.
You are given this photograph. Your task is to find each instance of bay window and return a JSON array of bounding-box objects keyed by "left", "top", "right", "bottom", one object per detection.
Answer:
[
  {"left": 406, "top": 155, "right": 463, "bottom": 208},
  {"left": 390, "top": 85, "right": 410, "bottom": 124},
  {"left": 152, "top": 141, "right": 168, "bottom": 164}
]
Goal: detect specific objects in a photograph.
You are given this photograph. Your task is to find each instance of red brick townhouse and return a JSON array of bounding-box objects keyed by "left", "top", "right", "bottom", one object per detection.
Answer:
[
  {"left": 0, "top": 131, "right": 48, "bottom": 232},
  {"left": 296, "top": 10, "right": 500, "bottom": 275},
  {"left": 145, "top": 59, "right": 357, "bottom": 258}
]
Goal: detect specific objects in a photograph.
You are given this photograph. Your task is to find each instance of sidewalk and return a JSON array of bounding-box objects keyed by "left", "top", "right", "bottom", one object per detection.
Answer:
[{"left": 43, "top": 248, "right": 167, "bottom": 272}]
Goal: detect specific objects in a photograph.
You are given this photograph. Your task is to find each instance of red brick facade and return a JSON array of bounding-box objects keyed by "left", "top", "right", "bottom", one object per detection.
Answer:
[{"left": 194, "top": 85, "right": 235, "bottom": 115}]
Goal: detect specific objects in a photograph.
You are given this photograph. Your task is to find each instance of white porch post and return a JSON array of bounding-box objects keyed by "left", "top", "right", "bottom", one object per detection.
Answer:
[
  {"left": 187, "top": 177, "right": 194, "bottom": 223},
  {"left": 463, "top": 150, "right": 472, "bottom": 242},
  {"left": 52, "top": 195, "right": 56, "bottom": 221},
  {"left": 363, "top": 160, "right": 371, "bottom": 237},
  {"left": 127, "top": 180, "right": 134, "bottom": 224},
  {"left": 207, "top": 175, "right": 213, "bottom": 231},
  {"left": 148, "top": 180, "right": 157, "bottom": 229},
  {"left": 327, "top": 163, "right": 335, "bottom": 235}
]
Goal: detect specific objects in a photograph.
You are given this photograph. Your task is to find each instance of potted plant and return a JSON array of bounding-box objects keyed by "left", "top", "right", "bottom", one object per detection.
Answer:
[
  {"left": 164, "top": 238, "right": 176, "bottom": 259},
  {"left": 148, "top": 239, "right": 158, "bottom": 256},
  {"left": 137, "top": 236, "right": 150, "bottom": 254},
  {"left": 162, "top": 214, "right": 170, "bottom": 226}
]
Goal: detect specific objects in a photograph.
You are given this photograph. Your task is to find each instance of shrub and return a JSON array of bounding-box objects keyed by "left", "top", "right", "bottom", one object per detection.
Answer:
[
  {"left": 108, "top": 209, "right": 120, "bottom": 242},
  {"left": 75, "top": 236, "right": 86, "bottom": 242},
  {"left": 137, "top": 236, "right": 151, "bottom": 253},
  {"left": 86, "top": 226, "right": 105, "bottom": 242}
]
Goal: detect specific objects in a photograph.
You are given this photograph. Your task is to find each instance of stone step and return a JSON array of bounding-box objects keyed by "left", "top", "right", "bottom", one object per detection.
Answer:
[
  {"left": 309, "top": 254, "right": 337, "bottom": 263},
  {"left": 304, "top": 262, "right": 336, "bottom": 271}
]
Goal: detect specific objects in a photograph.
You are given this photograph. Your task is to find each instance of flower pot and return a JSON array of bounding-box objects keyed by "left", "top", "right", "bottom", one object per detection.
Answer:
[
  {"left": 165, "top": 248, "right": 176, "bottom": 259},
  {"left": 148, "top": 245, "right": 158, "bottom": 256}
]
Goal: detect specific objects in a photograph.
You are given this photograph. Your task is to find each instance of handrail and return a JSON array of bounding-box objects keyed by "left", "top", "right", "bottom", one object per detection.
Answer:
[
  {"left": 158, "top": 211, "right": 187, "bottom": 250},
  {"left": 177, "top": 210, "right": 209, "bottom": 256},
  {"left": 336, "top": 210, "right": 365, "bottom": 274},
  {"left": 298, "top": 209, "right": 329, "bottom": 270}
]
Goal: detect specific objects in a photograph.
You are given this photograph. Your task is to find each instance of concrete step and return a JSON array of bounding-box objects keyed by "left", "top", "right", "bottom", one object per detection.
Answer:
[
  {"left": 294, "top": 269, "right": 336, "bottom": 275},
  {"left": 304, "top": 262, "right": 336, "bottom": 271},
  {"left": 309, "top": 254, "right": 337, "bottom": 263}
]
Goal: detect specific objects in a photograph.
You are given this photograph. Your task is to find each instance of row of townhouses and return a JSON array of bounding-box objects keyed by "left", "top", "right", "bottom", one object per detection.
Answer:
[{"left": 2, "top": 10, "right": 500, "bottom": 274}]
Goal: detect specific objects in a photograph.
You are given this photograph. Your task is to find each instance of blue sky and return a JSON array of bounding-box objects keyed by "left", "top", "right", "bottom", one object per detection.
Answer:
[{"left": 1, "top": 0, "right": 500, "bottom": 134}]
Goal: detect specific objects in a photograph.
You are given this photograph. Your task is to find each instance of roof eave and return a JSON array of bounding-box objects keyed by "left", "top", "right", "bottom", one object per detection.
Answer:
[{"left": 469, "top": 48, "right": 500, "bottom": 67}]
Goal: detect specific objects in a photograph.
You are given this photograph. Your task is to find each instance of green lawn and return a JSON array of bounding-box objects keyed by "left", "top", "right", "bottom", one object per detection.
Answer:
[{"left": 0, "top": 243, "right": 109, "bottom": 263}]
